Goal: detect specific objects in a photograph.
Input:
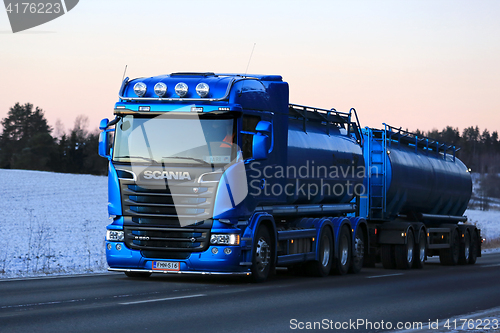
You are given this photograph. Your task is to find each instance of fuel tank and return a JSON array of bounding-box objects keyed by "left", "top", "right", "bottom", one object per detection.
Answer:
[{"left": 285, "top": 118, "right": 364, "bottom": 204}]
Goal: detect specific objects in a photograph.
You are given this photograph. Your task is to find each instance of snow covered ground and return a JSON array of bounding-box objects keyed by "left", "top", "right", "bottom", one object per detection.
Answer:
[
  {"left": 0, "top": 169, "right": 499, "bottom": 279},
  {"left": 0, "top": 169, "right": 108, "bottom": 279},
  {"left": 465, "top": 209, "right": 500, "bottom": 244}
]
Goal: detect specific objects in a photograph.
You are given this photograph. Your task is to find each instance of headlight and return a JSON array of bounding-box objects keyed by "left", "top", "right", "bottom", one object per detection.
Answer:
[
  {"left": 210, "top": 234, "right": 240, "bottom": 245},
  {"left": 106, "top": 230, "right": 124, "bottom": 242},
  {"left": 133, "top": 82, "right": 147, "bottom": 97},
  {"left": 196, "top": 83, "right": 209, "bottom": 97},
  {"left": 154, "top": 82, "right": 167, "bottom": 97},
  {"left": 175, "top": 82, "right": 188, "bottom": 97}
]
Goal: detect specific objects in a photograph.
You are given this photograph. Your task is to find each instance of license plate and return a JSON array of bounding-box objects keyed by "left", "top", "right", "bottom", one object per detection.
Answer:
[{"left": 152, "top": 261, "right": 180, "bottom": 271}]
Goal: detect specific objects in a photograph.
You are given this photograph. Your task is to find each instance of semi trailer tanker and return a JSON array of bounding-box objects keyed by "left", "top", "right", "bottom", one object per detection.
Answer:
[{"left": 99, "top": 72, "right": 480, "bottom": 282}]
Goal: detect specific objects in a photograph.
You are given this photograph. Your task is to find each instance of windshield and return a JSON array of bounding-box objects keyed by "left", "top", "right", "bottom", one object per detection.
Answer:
[{"left": 113, "top": 114, "right": 237, "bottom": 166}]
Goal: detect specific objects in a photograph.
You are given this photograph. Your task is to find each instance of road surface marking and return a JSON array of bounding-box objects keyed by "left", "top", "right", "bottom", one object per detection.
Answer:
[
  {"left": 366, "top": 273, "right": 404, "bottom": 279},
  {"left": 481, "top": 263, "right": 500, "bottom": 267},
  {"left": 119, "top": 294, "right": 206, "bottom": 305}
]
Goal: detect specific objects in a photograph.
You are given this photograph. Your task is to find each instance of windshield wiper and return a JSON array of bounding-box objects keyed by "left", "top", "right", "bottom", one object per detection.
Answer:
[
  {"left": 162, "top": 156, "right": 212, "bottom": 166},
  {"left": 114, "top": 155, "right": 159, "bottom": 164}
]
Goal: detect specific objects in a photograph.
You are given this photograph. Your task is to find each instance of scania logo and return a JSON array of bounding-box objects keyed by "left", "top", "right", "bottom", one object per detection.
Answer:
[{"left": 143, "top": 170, "right": 192, "bottom": 180}]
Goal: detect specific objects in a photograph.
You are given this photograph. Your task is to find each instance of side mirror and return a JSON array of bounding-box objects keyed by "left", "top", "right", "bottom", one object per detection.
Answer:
[
  {"left": 255, "top": 120, "right": 272, "bottom": 134},
  {"left": 98, "top": 131, "right": 110, "bottom": 158},
  {"left": 99, "top": 118, "right": 109, "bottom": 130},
  {"left": 252, "top": 133, "right": 269, "bottom": 160}
]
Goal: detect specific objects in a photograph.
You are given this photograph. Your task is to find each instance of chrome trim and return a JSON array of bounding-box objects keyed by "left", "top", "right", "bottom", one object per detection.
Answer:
[
  {"left": 108, "top": 267, "right": 251, "bottom": 276},
  {"left": 197, "top": 171, "right": 223, "bottom": 183},
  {"left": 115, "top": 168, "right": 137, "bottom": 182}
]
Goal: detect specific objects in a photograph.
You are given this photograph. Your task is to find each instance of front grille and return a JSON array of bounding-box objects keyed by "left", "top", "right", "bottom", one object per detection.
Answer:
[
  {"left": 124, "top": 226, "right": 210, "bottom": 252},
  {"left": 120, "top": 179, "right": 217, "bottom": 226}
]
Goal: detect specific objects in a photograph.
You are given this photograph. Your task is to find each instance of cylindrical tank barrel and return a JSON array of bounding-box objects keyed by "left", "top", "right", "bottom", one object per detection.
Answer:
[
  {"left": 286, "top": 118, "right": 364, "bottom": 204},
  {"left": 373, "top": 139, "right": 472, "bottom": 217}
]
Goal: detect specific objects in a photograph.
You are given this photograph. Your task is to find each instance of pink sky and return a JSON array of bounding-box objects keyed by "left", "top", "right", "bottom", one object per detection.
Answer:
[{"left": 1, "top": 0, "right": 499, "bottom": 136}]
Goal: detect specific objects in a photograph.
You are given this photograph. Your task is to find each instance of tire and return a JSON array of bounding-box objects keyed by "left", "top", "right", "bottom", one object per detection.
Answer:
[
  {"left": 125, "top": 271, "right": 152, "bottom": 278},
  {"left": 413, "top": 229, "right": 426, "bottom": 269},
  {"left": 381, "top": 244, "right": 396, "bottom": 269},
  {"left": 395, "top": 229, "right": 414, "bottom": 269},
  {"left": 440, "top": 228, "right": 459, "bottom": 266},
  {"left": 307, "top": 227, "right": 334, "bottom": 277},
  {"left": 458, "top": 230, "right": 471, "bottom": 265},
  {"left": 468, "top": 229, "right": 478, "bottom": 265},
  {"left": 349, "top": 227, "right": 365, "bottom": 274},
  {"left": 332, "top": 225, "right": 351, "bottom": 275},
  {"left": 251, "top": 225, "right": 273, "bottom": 283}
]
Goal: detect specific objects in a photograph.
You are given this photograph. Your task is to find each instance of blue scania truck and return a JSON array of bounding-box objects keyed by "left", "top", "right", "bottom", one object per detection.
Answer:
[{"left": 99, "top": 72, "right": 480, "bottom": 282}]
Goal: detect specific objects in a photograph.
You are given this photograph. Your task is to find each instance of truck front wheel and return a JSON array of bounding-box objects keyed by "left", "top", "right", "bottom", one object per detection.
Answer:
[{"left": 251, "top": 225, "right": 273, "bottom": 283}]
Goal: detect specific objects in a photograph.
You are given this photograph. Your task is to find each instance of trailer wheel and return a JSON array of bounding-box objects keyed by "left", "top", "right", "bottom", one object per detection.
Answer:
[
  {"left": 349, "top": 227, "right": 365, "bottom": 274},
  {"left": 468, "top": 229, "right": 478, "bottom": 265},
  {"left": 332, "top": 225, "right": 351, "bottom": 275},
  {"left": 458, "top": 230, "right": 471, "bottom": 265},
  {"left": 440, "top": 228, "right": 459, "bottom": 266},
  {"left": 251, "top": 225, "right": 273, "bottom": 283},
  {"left": 413, "top": 229, "right": 426, "bottom": 269},
  {"left": 125, "top": 271, "right": 151, "bottom": 278},
  {"left": 395, "top": 229, "right": 414, "bottom": 269},
  {"left": 307, "top": 227, "right": 333, "bottom": 277},
  {"left": 381, "top": 244, "right": 396, "bottom": 269}
]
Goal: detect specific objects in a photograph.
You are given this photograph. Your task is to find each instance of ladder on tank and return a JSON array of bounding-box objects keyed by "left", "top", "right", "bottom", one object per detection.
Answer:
[{"left": 367, "top": 126, "right": 388, "bottom": 220}]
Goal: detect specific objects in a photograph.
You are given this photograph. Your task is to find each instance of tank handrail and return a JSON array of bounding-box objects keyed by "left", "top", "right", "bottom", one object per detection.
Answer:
[
  {"left": 288, "top": 104, "right": 363, "bottom": 146},
  {"left": 380, "top": 123, "right": 457, "bottom": 161}
]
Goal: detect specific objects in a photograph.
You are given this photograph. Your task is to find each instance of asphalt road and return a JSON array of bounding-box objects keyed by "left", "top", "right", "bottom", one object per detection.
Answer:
[{"left": 1, "top": 253, "right": 500, "bottom": 333}]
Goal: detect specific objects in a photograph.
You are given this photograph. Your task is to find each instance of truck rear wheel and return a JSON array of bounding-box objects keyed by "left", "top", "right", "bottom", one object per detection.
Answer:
[
  {"left": 440, "top": 228, "right": 459, "bottom": 266},
  {"left": 332, "top": 225, "right": 351, "bottom": 275},
  {"left": 307, "top": 227, "right": 333, "bottom": 277},
  {"left": 251, "top": 225, "right": 273, "bottom": 283},
  {"left": 125, "top": 271, "right": 151, "bottom": 278},
  {"left": 458, "top": 230, "right": 471, "bottom": 265},
  {"left": 381, "top": 244, "right": 396, "bottom": 269},
  {"left": 469, "top": 229, "right": 478, "bottom": 265},
  {"left": 395, "top": 229, "right": 414, "bottom": 269},
  {"left": 349, "top": 227, "right": 365, "bottom": 274},
  {"left": 413, "top": 229, "right": 426, "bottom": 269}
]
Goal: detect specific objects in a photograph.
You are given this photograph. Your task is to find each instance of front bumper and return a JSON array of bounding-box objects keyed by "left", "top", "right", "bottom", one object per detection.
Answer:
[
  {"left": 106, "top": 241, "right": 251, "bottom": 275},
  {"left": 108, "top": 267, "right": 250, "bottom": 276}
]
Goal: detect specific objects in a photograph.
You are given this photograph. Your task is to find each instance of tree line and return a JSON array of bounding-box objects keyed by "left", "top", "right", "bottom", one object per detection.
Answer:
[
  {"left": 415, "top": 126, "right": 500, "bottom": 174},
  {"left": 0, "top": 103, "right": 107, "bottom": 175}
]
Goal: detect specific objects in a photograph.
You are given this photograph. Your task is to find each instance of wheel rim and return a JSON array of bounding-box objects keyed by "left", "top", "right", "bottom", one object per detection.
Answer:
[
  {"left": 255, "top": 237, "right": 270, "bottom": 272},
  {"left": 354, "top": 235, "right": 364, "bottom": 261},
  {"left": 321, "top": 235, "right": 331, "bottom": 267},
  {"left": 464, "top": 233, "right": 470, "bottom": 260},
  {"left": 419, "top": 235, "right": 426, "bottom": 262},
  {"left": 340, "top": 235, "right": 349, "bottom": 266},
  {"left": 407, "top": 233, "right": 414, "bottom": 263}
]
